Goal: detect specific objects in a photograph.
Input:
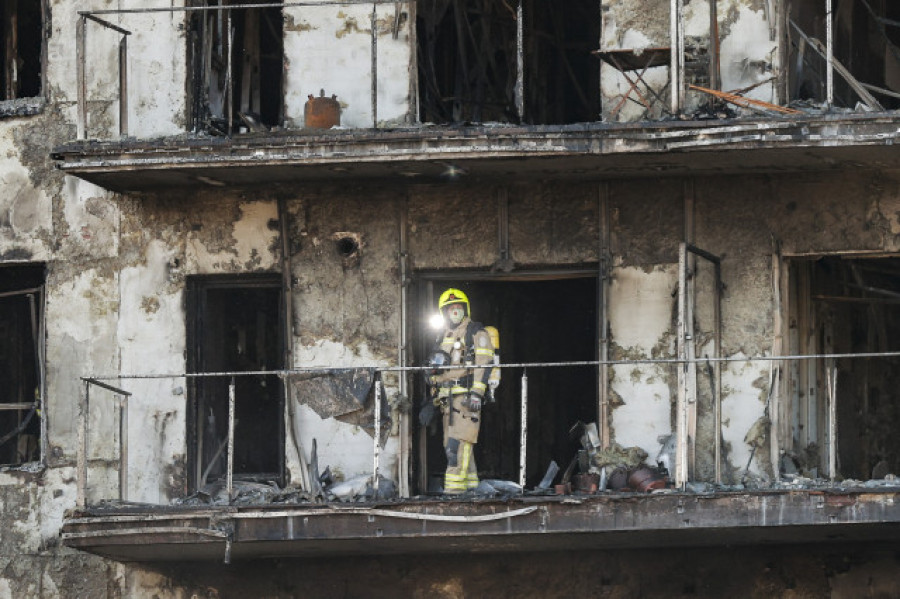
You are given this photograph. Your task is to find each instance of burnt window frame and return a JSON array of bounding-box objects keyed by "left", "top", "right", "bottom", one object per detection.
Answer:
[
  {"left": 0, "top": 0, "right": 48, "bottom": 118},
  {"left": 414, "top": 0, "right": 602, "bottom": 126},
  {"left": 0, "top": 263, "right": 47, "bottom": 470},
  {"left": 187, "top": 1, "right": 285, "bottom": 135}
]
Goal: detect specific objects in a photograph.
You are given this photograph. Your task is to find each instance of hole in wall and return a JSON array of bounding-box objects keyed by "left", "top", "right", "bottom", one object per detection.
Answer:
[{"left": 336, "top": 236, "right": 359, "bottom": 258}]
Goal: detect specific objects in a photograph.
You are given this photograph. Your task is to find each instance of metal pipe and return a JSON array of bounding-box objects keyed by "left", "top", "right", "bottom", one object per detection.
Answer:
[
  {"left": 827, "top": 362, "right": 837, "bottom": 480},
  {"left": 278, "top": 198, "right": 310, "bottom": 492},
  {"left": 670, "top": 0, "right": 679, "bottom": 114},
  {"left": 677, "top": 0, "right": 686, "bottom": 110},
  {"left": 0, "top": 286, "right": 42, "bottom": 299},
  {"left": 119, "top": 395, "right": 128, "bottom": 501},
  {"left": 371, "top": 3, "right": 378, "bottom": 129},
  {"left": 398, "top": 201, "right": 410, "bottom": 498},
  {"left": 0, "top": 403, "right": 37, "bottom": 411},
  {"left": 709, "top": 0, "right": 720, "bottom": 91},
  {"left": 598, "top": 182, "right": 611, "bottom": 449},
  {"left": 519, "top": 371, "right": 528, "bottom": 487},
  {"left": 826, "top": 0, "right": 833, "bottom": 107},
  {"left": 80, "top": 1, "right": 399, "bottom": 16},
  {"left": 676, "top": 242, "right": 688, "bottom": 489},
  {"left": 515, "top": 0, "right": 524, "bottom": 121},
  {"left": 225, "top": 9, "right": 233, "bottom": 136},
  {"left": 119, "top": 35, "right": 128, "bottom": 137},
  {"left": 81, "top": 13, "right": 132, "bottom": 35},
  {"left": 77, "top": 380, "right": 89, "bottom": 507},
  {"left": 82, "top": 379, "right": 132, "bottom": 396},
  {"left": 38, "top": 289, "right": 46, "bottom": 465},
  {"left": 227, "top": 377, "right": 236, "bottom": 503},
  {"left": 80, "top": 348, "right": 900, "bottom": 382},
  {"left": 373, "top": 374, "right": 381, "bottom": 485},
  {"left": 714, "top": 261, "right": 723, "bottom": 485},
  {"left": 76, "top": 16, "right": 86, "bottom": 139}
]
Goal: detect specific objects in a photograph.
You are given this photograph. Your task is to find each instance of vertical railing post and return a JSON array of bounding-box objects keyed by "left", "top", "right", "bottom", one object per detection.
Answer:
[
  {"left": 515, "top": 0, "right": 524, "bottom": 121},
  {"left": 825, "top": 0, "right": 834, "bottom": 107},
  {"left": 227, "top": 377, "right": 235, "bottom": 503},
  {"left": 676, "top": 242, "right": 689, "bottom": 489},
  {"left": 77, "top": 380, "right": 90, "bottom": 507},
  {"left": 76, "top": 15, "right": 87, "bottom": 139},
  {"left": 373, "top": 373, "right": 381, "bottom": 485},
  {"left": 119, "top": 395, "right": 129, "bottom": 501},
  {"left": 370, "top": 3, "right": 378, "bottom": 128},
  {"left": 519, "top": 370, "right": 528, "bottom": 488},
  {"left": 119, "top": 34, "right": 128, "bottom": 137},
  {"left": 826, "top": 362, "right": 837, "bottom": 480},
  {"left": 225, "top": 9, "right": 233, "bottom": 136}
]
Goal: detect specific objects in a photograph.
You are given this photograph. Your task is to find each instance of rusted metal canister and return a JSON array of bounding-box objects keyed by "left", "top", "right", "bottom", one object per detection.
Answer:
[
  {"left": 305, "top": 89, "right": 341, "bottom": 129},
  {"left": 627, "top": 466, "right": 667, "bottom": 493},
  {"left": 573, "top": 473, "right": 600, "bottom": 494}
]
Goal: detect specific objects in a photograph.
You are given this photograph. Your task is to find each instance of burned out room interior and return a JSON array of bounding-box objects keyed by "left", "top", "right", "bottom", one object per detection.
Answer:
[
  {"left": 789, "top": 0, "right": 900, "bottom": 110},
  {"left": 0, "top": 0, "right": 42, "bottom": 101},
  {"left": 416, "top": 0, "right": 601, "bottom": 125},
  {"left": 186, "top": 275, "right": 285, "bottom": 492},
  {"left": 190, "top": 0, "right": 284, "bottom": 133},
  {"left": 415, "top": 275, "right": 598, "bottom": 492},
  {"left": 0, "top": 264, "right": 44, "bottom": 467},
  {"left": 789, "top": 256, "right": 900, "bottom": 482}
]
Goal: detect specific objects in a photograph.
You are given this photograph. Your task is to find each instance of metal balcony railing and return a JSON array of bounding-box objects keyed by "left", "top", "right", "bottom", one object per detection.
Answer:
[
  {"left": 75, "top": 1, "right": 402, "bottom": 140},
  {"left": 74, "top": 349, "right": 900, "bottom": 509}
]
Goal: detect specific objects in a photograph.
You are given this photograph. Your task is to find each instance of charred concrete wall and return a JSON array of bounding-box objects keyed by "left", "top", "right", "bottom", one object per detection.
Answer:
[{"left": 1, "top": 0, "right": 900, "bottom": 596}]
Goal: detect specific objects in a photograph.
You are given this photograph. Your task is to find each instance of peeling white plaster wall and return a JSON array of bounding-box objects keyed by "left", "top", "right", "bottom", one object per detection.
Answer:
[
  {"left": 0, "top": 147, "right": 52, "bottom": 260},
  {"left": 186, "top": 200, "right": 279, "bottom": 273},
  {"left": 291, "top": 339, "right": 399, "bottom": 485},
  {"left": 283, "top": 3, "right": 411, "bottom": 129},
  {"left": 45, "top": 268, "right": 119, "bottom": 467},
  {"left": 122, "top": 8, "right": 189, "bottom": 138},
  {"left": 721, "top": 354, "right": 771, "bottom": 479},
  {"left": 119, "top": 240, "right": 187, "bottom": 504},
  {"left": 609, "top": 265, "right": 676, "bottom": 456}
]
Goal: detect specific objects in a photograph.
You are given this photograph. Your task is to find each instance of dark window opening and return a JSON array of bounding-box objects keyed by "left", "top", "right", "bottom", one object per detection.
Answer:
[
  {"left": 0, "top": 0, "right": 43, "bottom": 101},
  {"left": 522, "top": 0, "right": 601, "bottom": 125},
  {"left": 186, "top": 275, "right": 285, "bottom": 492},
  {"left": 0, "top": 264, "right": 45, "bottom": 468},
  {"left": 416, "top": 0, "right": 601, "bottom": 125},
  {"left": 789, "top": 0, "right": 900, "bottom": 110},
  {"left": 790, "top": 257, "right": 900, "bottom": 480},
  {"left": 190, "top": 1, "right": 284, "bottom": 134},
  {"left": 414, "top": 275, "right": 598, "bottom": 492}
]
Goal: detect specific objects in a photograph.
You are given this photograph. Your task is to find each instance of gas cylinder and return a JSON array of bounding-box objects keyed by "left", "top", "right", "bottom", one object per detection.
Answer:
[{"left": 304, "top": 89, "right": 341, "bottom": 129}]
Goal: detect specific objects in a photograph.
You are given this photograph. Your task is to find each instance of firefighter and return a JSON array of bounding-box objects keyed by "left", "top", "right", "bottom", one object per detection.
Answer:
[{"left": 430, "top": 288, "right": 494, "bottom": 494}]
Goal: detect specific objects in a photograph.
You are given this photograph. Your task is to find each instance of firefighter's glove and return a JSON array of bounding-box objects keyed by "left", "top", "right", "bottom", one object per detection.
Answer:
[
  {"left": 419, "top": 401, "right": 436, "bottom": 427},
  {"left": 463, "top": 394, "right": 482, "bottom": 412}
]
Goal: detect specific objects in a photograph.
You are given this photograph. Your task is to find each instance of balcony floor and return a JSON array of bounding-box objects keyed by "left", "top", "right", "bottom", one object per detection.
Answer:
[
  {"left": 51, "top": 113, "right": 900, "bottom": 193},
  {"left": 60, "top": 488, "right": 900, "bottom": 562}
]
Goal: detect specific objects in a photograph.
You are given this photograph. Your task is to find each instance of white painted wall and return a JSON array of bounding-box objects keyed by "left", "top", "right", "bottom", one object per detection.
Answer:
[
  {"left": 609, "top": 265, "right": 677, "bottom": 456},
  {"left": 283, "top": 2, "right": 411, "bottom": 129}
]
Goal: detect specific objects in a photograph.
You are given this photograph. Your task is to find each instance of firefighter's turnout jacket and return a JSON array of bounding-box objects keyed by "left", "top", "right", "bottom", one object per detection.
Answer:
[{"left": 431, "top": 316, "right": 494, "bottom": 444}]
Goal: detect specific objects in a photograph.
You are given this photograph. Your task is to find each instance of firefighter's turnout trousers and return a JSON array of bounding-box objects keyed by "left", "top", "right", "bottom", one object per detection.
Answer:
[{"left": 433, "top": 317, "right": 494, "bottom": 494}]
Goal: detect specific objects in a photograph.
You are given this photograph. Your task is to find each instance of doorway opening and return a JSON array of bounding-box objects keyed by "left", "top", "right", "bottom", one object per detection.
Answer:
[
  {"left": 788, "top": 256, "right": 900, "bottom": 480},
  {"left": 413, "top": 273, "right": 598, "bottom": 492},
  {"left": 186, "top": 275, "right": 285, "bottom": 491}
]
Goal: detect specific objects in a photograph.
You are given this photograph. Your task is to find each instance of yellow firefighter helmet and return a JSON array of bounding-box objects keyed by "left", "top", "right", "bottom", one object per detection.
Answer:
[{"left": 438, "top": 288, "right": 470, "bottom": 314}]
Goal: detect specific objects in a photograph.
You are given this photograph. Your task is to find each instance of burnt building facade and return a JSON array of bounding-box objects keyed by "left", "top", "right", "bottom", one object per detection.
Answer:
[{"left": 1, "top": 1, "right": 900, "bottom": 597}]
